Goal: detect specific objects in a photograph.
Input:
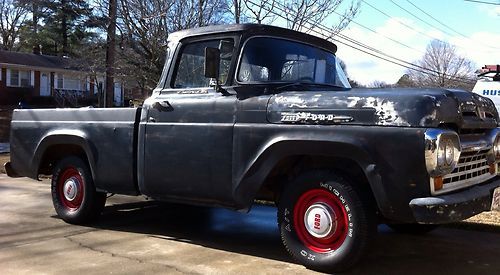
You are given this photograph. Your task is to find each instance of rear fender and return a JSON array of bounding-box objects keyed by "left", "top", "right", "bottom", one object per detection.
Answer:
[{"left": 32, "top": 130, "right": 97, "bottom": 180}]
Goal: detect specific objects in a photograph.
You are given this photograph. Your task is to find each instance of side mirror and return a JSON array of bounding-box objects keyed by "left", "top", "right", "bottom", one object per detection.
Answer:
[{"left": 204, "top": 47, "right": 220, "bottom": 79}]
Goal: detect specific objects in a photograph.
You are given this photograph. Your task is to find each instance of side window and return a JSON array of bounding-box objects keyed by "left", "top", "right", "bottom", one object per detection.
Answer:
[{"left": 174, "top": 39, "right": 234, "bottom": 88}]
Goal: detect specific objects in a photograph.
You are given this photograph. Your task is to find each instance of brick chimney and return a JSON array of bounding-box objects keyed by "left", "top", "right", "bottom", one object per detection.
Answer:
[{"left": 32, "top": 45, "right": 41, "bottom": 55}]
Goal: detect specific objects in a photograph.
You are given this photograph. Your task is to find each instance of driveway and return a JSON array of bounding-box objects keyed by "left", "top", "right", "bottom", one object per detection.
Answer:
[{"left": 0, "top": 175, "right": 499, "bottom": 274}]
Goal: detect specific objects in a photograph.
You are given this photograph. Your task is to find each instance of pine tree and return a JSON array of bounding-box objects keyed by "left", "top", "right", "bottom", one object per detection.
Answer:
[{"left": 18, "top": 0, "right": 93, "bottom": 56}]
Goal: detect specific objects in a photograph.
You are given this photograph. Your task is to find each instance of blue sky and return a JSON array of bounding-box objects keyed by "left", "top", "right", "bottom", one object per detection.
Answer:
[{"left": 329, "top": 0, "right": 500, "bottom": 85}]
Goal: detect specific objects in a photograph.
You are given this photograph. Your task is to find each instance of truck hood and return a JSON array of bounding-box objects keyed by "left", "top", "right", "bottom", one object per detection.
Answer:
[{"left": 266, "top": 88, "right": 499, "bottom": 129}]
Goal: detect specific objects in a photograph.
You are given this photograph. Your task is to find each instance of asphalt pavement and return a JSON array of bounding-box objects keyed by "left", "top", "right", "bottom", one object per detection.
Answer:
[{"left": 1, "top": 175, "right": 499, "bottom": 275}]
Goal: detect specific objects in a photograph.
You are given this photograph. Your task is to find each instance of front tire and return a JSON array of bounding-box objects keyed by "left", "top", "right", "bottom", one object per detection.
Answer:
[
  {"left": 278, "top": 170, "right": 375, "bottom": 272},
  {"left": 51, "top": 157, "right": 106, "bottom": 224}
]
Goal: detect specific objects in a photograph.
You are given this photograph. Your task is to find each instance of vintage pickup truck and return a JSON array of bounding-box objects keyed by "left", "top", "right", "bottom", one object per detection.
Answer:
[{"left": 6, "top": 24, "right": 500, "bottom": 272}]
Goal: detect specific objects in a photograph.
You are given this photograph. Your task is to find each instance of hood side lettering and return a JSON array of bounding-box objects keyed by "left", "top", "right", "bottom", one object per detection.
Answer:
[{"left": 280, "top": 112, "right": 353, "bottom": 124}]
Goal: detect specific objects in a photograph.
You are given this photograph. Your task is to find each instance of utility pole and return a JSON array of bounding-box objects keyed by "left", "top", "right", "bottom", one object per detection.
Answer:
[{"left": 105, "top": 0, "right": 117, "bottom": 107}]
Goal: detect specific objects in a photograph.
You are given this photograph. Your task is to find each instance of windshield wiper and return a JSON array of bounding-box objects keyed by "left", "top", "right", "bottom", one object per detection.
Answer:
[{"left": 274, "top": 82, "right": 343, "bottom": 91}]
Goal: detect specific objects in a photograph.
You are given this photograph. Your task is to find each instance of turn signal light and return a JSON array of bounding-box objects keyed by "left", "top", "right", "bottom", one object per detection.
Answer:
[
  {"left": 433, "top": 176, "right": 443, "bottom": 191},
  {"left": 490, "top": 164, "right": 497, "bottom": 175}
]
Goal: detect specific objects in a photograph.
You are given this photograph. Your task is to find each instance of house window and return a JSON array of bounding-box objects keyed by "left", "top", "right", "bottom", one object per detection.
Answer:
[
  {"left": 10, "top": 70, "right": 19, "bottom": 86},
  {"left": 56, "top": 73, "right": 81, "bottom": 90},
  {"left": 65, "top": 78, "right": 80, "bottom": 90},
  {"left": 8, "top": 69, "right": 32, "bottom": 87},
  {"left": 20, "top": 71, "right": 31, "bottom": 87},
  {"left": 57, "top": 74, "right": 64, "bottom": 89}
]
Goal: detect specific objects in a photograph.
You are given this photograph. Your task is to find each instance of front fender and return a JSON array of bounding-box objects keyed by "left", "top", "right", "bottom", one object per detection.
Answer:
[
  {"left": 231, "top": 126, "right": 428, "bottom": 222},
  {"left": 233, "top": 138, "right": 382, "bottom": 207}
]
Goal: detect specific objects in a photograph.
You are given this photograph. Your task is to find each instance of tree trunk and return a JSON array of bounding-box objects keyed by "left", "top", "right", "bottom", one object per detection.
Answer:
[
  {"left": 32, "top": 3, "right": 38, "bottom": 34},
  {"left": 198, "top": 0, "right": 203, "bottom": 26},
  {"left": 105, "top": 0, "right": 117, "bottom": 107},
  {"left": 61, "top": 0, "right": 68, "bottom": 54},
  {"left": 234, "top": 0, "right": 240, "bottom": 23}
]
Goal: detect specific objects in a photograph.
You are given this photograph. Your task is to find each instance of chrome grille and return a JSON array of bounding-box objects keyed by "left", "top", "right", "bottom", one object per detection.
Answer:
[{"left": 440, "top": 149, "right": 495, "bottom": 193}]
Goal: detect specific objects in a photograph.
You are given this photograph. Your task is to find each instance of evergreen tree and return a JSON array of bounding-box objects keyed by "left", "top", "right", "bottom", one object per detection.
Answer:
[
  {"left": 46, "top": 0, "right": 93, "bottom": 55},
  {"left": 18, "top": 0, "right": 93, "bottom": 56}
]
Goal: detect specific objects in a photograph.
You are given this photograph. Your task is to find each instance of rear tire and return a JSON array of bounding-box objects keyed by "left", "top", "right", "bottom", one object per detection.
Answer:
[
  {"left": 51, "top": 156, "right": 106, "bottom": 224},
  {"left": 387, "top": 223, "right": 439, "bottom": 235},
  {"left": 277, "top": 170, "right": 376, "bottom": 272}
]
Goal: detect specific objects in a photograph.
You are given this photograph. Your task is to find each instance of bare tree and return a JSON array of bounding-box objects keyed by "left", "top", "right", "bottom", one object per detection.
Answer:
[
  {"left": 0, "top": 0, "right": 27, "bottom": 50},
  {"left": 243, "top": 0, "right": 276, "bottom": 24},
  {"left": 105, "top": 0, "right": 117, "bottom": 107},
  {"left": 369, "top": 80, "right": 392, "bottom": 88},
  {"left": 230, "top": 0, "right": 243, "bottom": 23},
  {"left": 281, "top": 0, "right": 360, "bottom": 35},
  {"left": 408, "top": 40, "right": 477, "bottom": 91},
  {"left": 394, "top": 74, "right": 415, "bottom": 88},
  {"left": 117, "top": 0, "right": 227, "bottom": 93}
]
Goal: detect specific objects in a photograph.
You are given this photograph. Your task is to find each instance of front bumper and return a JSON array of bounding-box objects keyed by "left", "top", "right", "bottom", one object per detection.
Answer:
[{"left": 409, "top": 178, "right": 500, "bottom": 224}]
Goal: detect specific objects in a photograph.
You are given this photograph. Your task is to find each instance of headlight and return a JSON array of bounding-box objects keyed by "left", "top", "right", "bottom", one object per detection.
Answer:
[
  {"left": 494, "top": 135, "right": 500, "bottom": 160},
  {"left": 425, "top": 129, "right": 461, "bottom": 177}
]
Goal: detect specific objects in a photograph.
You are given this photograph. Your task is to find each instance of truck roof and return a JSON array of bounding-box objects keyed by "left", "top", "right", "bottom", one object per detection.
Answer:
[{"left": 168, "top": 24, "right": 338, "bottom": 53}]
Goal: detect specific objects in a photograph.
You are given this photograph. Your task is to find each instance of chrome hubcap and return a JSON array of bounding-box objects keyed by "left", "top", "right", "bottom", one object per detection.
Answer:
[
  {"left": 63, "top": 177, "right": 79, "bottom": 201},
  {"left": 304, "top": 203, "right": 336, "bottom": 238}
]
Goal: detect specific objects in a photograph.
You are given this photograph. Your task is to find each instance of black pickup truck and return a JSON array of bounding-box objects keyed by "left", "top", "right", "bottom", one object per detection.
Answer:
[{"left": 6, "top": 24, "right": 500, "bottom": 272}]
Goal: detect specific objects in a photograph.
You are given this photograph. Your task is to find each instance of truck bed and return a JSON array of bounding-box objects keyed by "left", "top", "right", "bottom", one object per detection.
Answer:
[{"left": 10, "top": 107, "right": 141, "bottom": 195}]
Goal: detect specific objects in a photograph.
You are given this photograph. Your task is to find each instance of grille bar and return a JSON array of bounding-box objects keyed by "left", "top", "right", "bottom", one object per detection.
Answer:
[
  {"left": 455, "top": 159, "right": 486, "bottom": 168},
  {"left": 434, "top": 149, "right": 496, "bottom": 195},
  {"left": 444, "top": 165, "right": 489, "bottom": 178}
]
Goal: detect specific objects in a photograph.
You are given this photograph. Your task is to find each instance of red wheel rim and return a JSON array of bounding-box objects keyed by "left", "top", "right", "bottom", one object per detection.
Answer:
[
  {"left": 293, "top": 188, "right": 348, "bottom": 253},
  {"left": 57, "top": 167, "right": 84, "bottom": 211}
]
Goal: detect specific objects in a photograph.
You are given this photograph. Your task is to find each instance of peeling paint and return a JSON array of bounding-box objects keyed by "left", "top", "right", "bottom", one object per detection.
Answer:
[
  {"left": 347, "top": 96, "right": 410, "bottom": 126},
  {"left": 419, "top": 110, "right": 438, "bottom": 127}
]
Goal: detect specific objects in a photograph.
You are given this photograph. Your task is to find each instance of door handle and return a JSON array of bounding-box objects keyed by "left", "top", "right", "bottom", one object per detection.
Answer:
[{"left": 152, "top": 101, "right": 174, "bottom": 112}]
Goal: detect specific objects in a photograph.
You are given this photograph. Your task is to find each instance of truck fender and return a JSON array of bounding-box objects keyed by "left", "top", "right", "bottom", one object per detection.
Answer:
[
  {"left": 32, "top": 130, "right": 98, "bottom": 180},
  {"left": 233, "top": 138, "right": 388, "bottom": 211}
]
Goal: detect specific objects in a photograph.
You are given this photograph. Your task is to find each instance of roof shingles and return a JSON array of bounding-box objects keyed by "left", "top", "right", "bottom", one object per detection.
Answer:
[{"left": 0, "top": 50, "right": 81, "bottom": 71}]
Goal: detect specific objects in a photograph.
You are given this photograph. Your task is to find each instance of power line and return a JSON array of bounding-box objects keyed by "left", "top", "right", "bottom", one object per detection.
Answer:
[
  {"left": 248, "top": 0, "right": 476, "bottom": 85},
  {"left": 361, "top": 0, "right": 442, "bottom": 42},
  {"left": 277, "top": 1, "right": 476, "bottom": 84},
  {"left": 464, "top": 0, "right": 500, "bottom": 5},
  {"left": 389, "top": 0, "right": 456, "bottom": 38},
  {"left": 406, "top": 0, "right": 499, "bottom": 51},
  {"left": 326, "top": 7, "right": 424, "bottom": 55},
  {"left": 364, "top": 0, "right": 498, "bottom": 53}
]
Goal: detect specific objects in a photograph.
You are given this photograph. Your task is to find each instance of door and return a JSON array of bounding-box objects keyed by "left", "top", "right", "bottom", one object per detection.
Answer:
[
  {"left": 40, "top": 73, "right": 50, "bottom": 96},
  {"left": 114, "top": 82, "right": 123, "bottom": 106},
  {"left": 143, "top": 38, "right": 238, "bottom": 205}
]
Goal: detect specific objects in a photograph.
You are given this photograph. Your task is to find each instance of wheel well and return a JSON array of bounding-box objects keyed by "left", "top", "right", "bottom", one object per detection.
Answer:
[
  {"left": 255, "top": 155, "right": 377, "bottom": 209},
  {"left": 38, "top": 144, "right": 88, "bottom": 175}
]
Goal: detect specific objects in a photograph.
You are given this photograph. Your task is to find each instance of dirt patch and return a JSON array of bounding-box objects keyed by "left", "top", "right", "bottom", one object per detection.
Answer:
[
  {"left": 0, "top": 153, "right": 9, "bottom": 174},
  {"left": 462, "top": 211, "right": 500, "bottom": 227}
]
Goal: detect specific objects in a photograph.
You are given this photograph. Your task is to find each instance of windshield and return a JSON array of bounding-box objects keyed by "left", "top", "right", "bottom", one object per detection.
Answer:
[{"left": 237, "top": 37, "right": 350, "bottom": 89}]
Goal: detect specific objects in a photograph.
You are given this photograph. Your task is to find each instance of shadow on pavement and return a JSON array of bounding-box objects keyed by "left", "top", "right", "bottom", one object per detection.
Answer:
[{"left": 86, "top": 199, "right": 500, "bottom": 275}]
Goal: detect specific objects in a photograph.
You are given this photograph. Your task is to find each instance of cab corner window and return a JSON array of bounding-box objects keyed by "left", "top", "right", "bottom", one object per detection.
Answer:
[{"left": 173, "top": 39, "right": 234, "bottom": 88}]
